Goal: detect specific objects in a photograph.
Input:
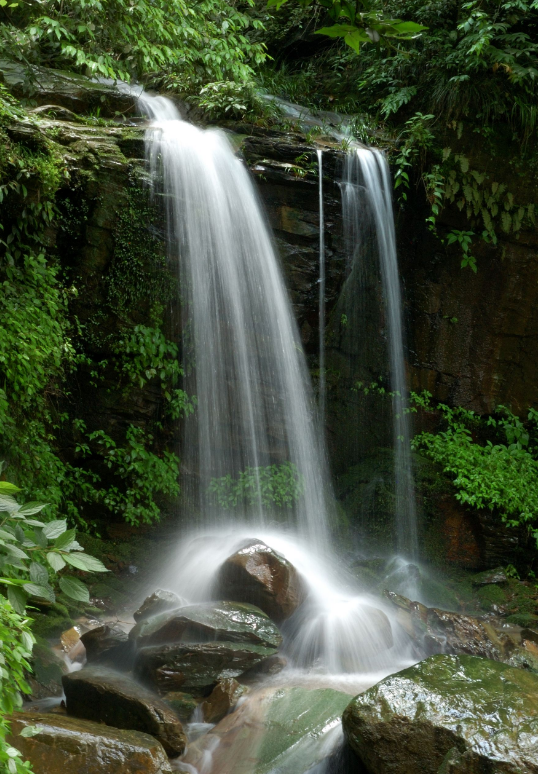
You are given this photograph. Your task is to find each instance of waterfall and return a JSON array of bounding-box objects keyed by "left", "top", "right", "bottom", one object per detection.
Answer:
[
  {"left": 138, "top": 93, "right": 330, "bottom": 546},
  {"left": 317, "top": 150, "right": 326, "bottom": 428},
  {"left": 342, "top": 148, "right": 418, "bottom": 560}
]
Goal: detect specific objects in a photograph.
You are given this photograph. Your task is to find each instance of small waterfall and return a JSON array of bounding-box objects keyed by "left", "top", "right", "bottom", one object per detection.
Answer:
[
  {"left": 138, "top": 93, "right": 330, "bottom": 546},
  {"left": 317, "top": 150, "right": 326, "bottom": 427},
  {"left": 342, "top": 148, "right": 418, "bottom": 560}
]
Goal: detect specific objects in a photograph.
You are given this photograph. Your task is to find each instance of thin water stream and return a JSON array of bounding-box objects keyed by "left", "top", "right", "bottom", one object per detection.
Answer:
[{"left": 136, "top": 92, "right": 417, "bottom": 772}]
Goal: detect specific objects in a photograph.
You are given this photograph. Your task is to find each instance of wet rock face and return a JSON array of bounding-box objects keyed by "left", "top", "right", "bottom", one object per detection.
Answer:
[
  {"left": 131, "top": 600, "right": 282, "bottom": 649},
  {"left": 162, "top": 691, "right": 198, "bottom": 722},
  {"left": 62, "top": 666, "right": 186, "bottom": 757},
  {"left": 184, "top": 684, "right": 352, "bottom": 774},
  {"left": 384, "top": 590, "right": 538, "bottom": 673},
  {"left": 343, "top": 654, "right": 538, "bottom": 774},
  {"left": 201, "top": 678, "right": 245, "bottom": 723},
  {"left": 134, "top": 641, "right": 278, "bottom": 696},
  {"left": 8, "top": 711, "right": 172, "bottom": 774},
  {"left": 214, "top": 539, "right": 306, "bottom": 621},
  {"left": 134, "top": 589, "right": 183, "bottom": 622},
  {"left": 81, "top": 623, "right": 133, "bottom": 668}
]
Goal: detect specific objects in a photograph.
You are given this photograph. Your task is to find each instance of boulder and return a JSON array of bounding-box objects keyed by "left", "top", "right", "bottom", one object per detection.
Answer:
[
  {"left": 0, "top": 60, "right": 137, "bottom": 117},
  {"left": 343, "top": 654, "right": 538, "bottom": 774},
  {"left": 384, "top": 590, "right": 538, "bottom": 672},
  {"left": 81, "top": 623, "right": 134, "bottom": 668},
  {"left": 184, "top": 684, "right": 352, "bottom": 774},
  {"left": 214, "top": 539, "right": 306, "bottom": 621},
  {"left": 7, "top": 711, "right": 172, "bottom": 774},
  {"left": 471, "top": 567, "right": 508, "bottom": 587},
  {"left": 134, "top": 641, "right": 278, "bottom": 696},
  {"left": 134, "top": 589, "right": 183, "bottom": 622},
  {"left": 162, "top": 691, "right": 199, "bottom": 721},
  {"left": 131, "top": 600, "right": 282, "bottom": 649},
  {"left": 62, "top": 666, "right": 186, "bottom": 757},
  {"left": 201, "top": 678, "right": 245, "bottom": 723}
]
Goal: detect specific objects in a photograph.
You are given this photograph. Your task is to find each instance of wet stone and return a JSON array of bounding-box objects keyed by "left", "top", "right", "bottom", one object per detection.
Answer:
[
  {"left": 134, "top": 641, "right": 278, "bottom": 696},
  {"left": 62, "top": 666, "right": 186, "bottom": 757},
  {"left": 471, "top": 567, "right": 509, "bottom": 586},
  {"left": 81, "top": 623, "right": 134, "bottom": 669},
  {"left": 162, "top": 691, "right": 199, "bottom": 722},
  {"left": 343, "top": 653, "right": 538, "bottom": 774},
  {"left": 7, "top": 711, "right": 172, "bottom": 774},
  {"left": 131, "top": 600, "right": 282, "bottom": 649},
  {"left": 214, "top": 539, "right": 306, "bottom": 621},
  {"left": 201, "top": 678, "right": 245, "bottom": 723},
  {"left": 134, "top": 589, "right": 183, "bottom": 623}
]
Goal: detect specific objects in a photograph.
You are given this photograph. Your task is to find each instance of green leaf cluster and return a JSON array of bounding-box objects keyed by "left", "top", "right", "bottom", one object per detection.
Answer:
[
  {"left": 411, "top": 393, "right": 538, "bottom": 546},
  {"left": 0, "top": 0, "right": 266, "bottom": 89},
  {"left": 208, "top": 462, "right": 305, "bottom": 510}
]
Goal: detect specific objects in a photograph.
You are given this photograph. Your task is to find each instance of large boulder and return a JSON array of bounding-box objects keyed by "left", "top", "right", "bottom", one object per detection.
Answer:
[
  {"left": 131, "top": 600, "right": 282, "bottom": 649},
  {"left": 214, "top": 539, "right": 306, "bottom": 621},
  {"left": 343, "top": 654, "right": 538, "bottom": 774},
  {"left": 134, "top": 641, "right": 278, "bottom": 696},
  {"left": 183, "top": 684, "right": 352, "bottom": 774},
  {"left": 134, "top": 589, "right": 183, "bottom": 623},
  {"left": 7, "top": 711, "right": 172, "bottom": 774},
  {"left": 62, "top": 666, "right": 186, "bottom": 757}
]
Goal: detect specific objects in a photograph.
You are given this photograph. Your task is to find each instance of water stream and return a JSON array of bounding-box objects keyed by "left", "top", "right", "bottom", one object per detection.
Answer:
[
  {"left": 136, "top": 92, "right": 416, "bottom": 772},
  {"left": 317, "top": 150, "right": 326, "bottom": 429},
  {"left": 342, "top": 148, "right": 419, "bottom": 562}
]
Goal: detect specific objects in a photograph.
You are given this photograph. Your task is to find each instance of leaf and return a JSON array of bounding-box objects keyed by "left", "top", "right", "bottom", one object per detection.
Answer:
[
  {"left": 54, "top": 528, "right": 77, "bottom": 550},
  {"left": 0, "top": 494, "right": 20, "bottom": 513},
  {"left": 3, "top": 543, "right": 29, "bottom": 560},
  {"left": 59, "top": 575, "right": 90, "bottom": 602},
  {"left": 23, "top": 582, "right": 55, "bottom": 603},
  {"left": 32, "top": 528, "right": 48, "bottom": 549},
  {"left": 19, "top": 725, "right": 43, "bottom": 738},
  {"left": 316, "top": 23, "right": 357, "bottom": 37},
  {"left": 47, "top": 552, "right": 66, "bottom": 572},
  {"left": 30, "top": 561, "right": 49, "bottom": 585},
  {"left": 43, "top": 519, "right": 67, "bottom": 539},
  {"left": 0, "top": 482, "right": 21, "bottom": 494},
  {"left": 7, "top": 585, "right": 28, "bottom": 614},
  {"left": 18, "top": 501, "right": 48, "bottom": 516},
  {"left": 391, "top": 21, "right": 428, "bottom": 35},
  {"left": 64, "top": 553, "right": 108, "bottom": 572}
]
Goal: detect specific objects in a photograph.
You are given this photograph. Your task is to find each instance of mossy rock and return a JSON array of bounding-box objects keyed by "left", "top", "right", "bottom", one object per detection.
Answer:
[
  {"left": 476, "top": 583, "right": 507, "bottom": 610},
  {"left": 31, "top": 612, "right": 73, "bottom": 639},
  {"left": 505, "top": 612, "right": 538, "bottom": 629},
  {"left": 343, "top": 653, "right": 538, "bottom": 774}
]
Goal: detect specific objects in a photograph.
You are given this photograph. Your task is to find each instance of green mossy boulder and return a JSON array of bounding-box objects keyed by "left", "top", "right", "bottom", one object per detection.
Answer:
[
  {"left": 184, "top": 684, "right": 352, "bottom": 774},
  {"left": 343, "top": 654, "right": 538, "bottom": 774},
  {"left": 134, "top": 641, "right": 278, "bottom": 696},
  {"left": 131, "top": 600, "right": 282, "bottom": 649}
]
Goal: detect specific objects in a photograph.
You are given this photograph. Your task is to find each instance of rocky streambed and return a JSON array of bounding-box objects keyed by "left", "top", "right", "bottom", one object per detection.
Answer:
[{"left": 11, "top": 537, "right": 538, "bottom": 774}]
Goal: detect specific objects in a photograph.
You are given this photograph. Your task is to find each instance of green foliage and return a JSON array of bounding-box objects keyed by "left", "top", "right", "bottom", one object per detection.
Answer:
[
  {"left": 0, "top": 0, "right": 266, "bottom": 88},
  {"left": 208, "top": 462, "right": 305, "bottom": 510},
  {"left": 0, "top": 598, "right": 35, "bottom": 774},
  {"left": 193, "top": 80, "right": 273, "bottom": 121},
  {"left": 0, "top": 476, "right": 106, "bottom": 773},
  {"left": 267, "top": 0, "right": 426, "bottom": 54},
  {"left": 411, "top": 392, "right": 538, "bottom": 546}
]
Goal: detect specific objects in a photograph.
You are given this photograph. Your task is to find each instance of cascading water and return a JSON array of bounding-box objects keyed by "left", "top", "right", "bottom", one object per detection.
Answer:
[
  {"left": 135, "top": 92, "right": 416, "bottom": 772},
  {"left": 342, "top": 148, "right": 419, "bottom": 562},
  {"left": 140, "top": 93, "right": 330, "bottom": 547},
  {"left": 317, "top": 149, "right": 326, "bottom": 427}
]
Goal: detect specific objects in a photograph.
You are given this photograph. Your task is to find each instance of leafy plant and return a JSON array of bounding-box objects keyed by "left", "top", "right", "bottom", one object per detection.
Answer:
[
  {"left": 411, "top": 393, "right": 538, "bottom": 546},
  {"left": 0, "top": 474, "right": 107, "bottom": 772},
  {"left": 208, "top": 462, "right": 305, "bottom": 510}
]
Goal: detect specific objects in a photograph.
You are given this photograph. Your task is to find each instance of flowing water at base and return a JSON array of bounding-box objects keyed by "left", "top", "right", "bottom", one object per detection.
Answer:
[{"left": 136, "top": 92, "right": 417, "bottom": 772}]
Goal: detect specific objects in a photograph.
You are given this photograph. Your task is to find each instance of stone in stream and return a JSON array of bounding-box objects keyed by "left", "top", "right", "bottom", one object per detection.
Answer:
[
  {"left": 81, "top": 622, "right": 134, "bottom": 669},
  {"left": 62, "top": 666, "right": 186, "bottom": 757},
  {"left": 162, "top": 691, "right": 199, "bottom": 721},
  {"left": 343, "top": 653, "right": 538, "bottom": 774},
  {"left": 134, "top": 589, "right": 183, "bottom": 622},
  {"left": 8, "top": 711, "right": 172, "bottom": 774},
  {"left": 131, "top": 600, "right": 282, "bottom": 649},
  {"left": 183, "top": 684, "right": 352, "bottom": 774},
  {"left": 134, "top": 640, "right": 278, "bottom": 696},
  {"left": 201, "top": 678, "right": 246, "bottom": 723},
  {"left": 214, "top": 539, "right": 306, "bottom": 621}
]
